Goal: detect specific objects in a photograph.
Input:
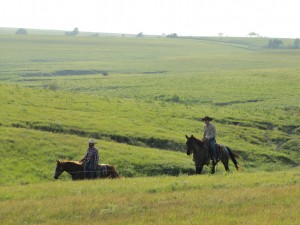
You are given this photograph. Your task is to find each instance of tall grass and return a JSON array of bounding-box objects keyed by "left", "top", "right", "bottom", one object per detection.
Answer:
[{"left": 0, "top": 170, "right": 299, "bottom": 225}]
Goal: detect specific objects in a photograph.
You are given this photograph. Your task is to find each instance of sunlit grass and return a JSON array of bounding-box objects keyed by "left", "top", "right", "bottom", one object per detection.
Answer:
[
  {"left": 0, "top": 34, "right": 299, "bottom": 184},
  {"left": 0, "top": 83, "right": 298, "bottom": 185},
  {"left": 0, "top": 170, "right": 299, "bottom": 225},
  {"left": 0, "top": 34, "right": 299, "bottom": 224}
]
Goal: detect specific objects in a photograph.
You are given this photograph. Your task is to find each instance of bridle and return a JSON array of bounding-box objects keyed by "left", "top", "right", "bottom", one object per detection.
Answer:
[
  {"left": 186, "top": 135, "right": 204, "bottom": 155},
  {"left": 53, "top": 163, "right": 65, "bottom": 179},
  {"left": 186, "top": 136, "right": 195, "bottom": 155}
]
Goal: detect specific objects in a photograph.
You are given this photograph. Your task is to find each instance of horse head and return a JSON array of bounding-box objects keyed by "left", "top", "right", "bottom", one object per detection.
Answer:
[
  {"left": 53, "top": 160, "right": 64, "bottom": 179},
  {"left": 185, "top": 135, "right": 204, "bottom": 155}
]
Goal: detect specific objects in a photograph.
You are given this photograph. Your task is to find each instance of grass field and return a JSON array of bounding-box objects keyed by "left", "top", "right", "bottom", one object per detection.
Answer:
[
  {"left": 0, "top": 32, "right": 299, "bottom": 224},
  {"left": 0, "top": 170, "right": 299, "bottom": 225}
]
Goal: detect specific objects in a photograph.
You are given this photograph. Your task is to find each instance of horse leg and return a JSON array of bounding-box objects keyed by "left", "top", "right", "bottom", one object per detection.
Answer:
[
  {"left": 111, "top": 166, "right": 119, "bottom": 178},
  {"left": 221, "top": 156, "right": 230, "bottom": 172},
  {"left": 211, "top": 163, "right": 215, "bottom": 174},
  {"left": 196, "top": 165, "right": 203, "bottom": 174},
  {"left": 223, "top": 163, "right": 230, "bottom": 171},
  {"left": 96, "top": 167, "right": 101, "bottom": 179}
]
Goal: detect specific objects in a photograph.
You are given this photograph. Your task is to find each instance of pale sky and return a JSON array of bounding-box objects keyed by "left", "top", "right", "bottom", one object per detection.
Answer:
[{"left": 1, "top": 0, "right": 299, "bottom": 38}]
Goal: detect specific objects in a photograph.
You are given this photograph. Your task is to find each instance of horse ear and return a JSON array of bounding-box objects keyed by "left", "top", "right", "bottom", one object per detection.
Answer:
[
  {"left": 191, "top": 134, "right": 194, "bottom": 138},
  {"left": 185, "top": 135, "right": 189, "bottom": 139}
]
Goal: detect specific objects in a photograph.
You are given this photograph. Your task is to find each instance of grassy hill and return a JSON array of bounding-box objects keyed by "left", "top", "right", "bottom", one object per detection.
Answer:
[
  {"left": 0, "top": 32, "right": 299, "bottom": 224},
  {"left": 0, "top": 34, "right": 299, "bottom": 185}
]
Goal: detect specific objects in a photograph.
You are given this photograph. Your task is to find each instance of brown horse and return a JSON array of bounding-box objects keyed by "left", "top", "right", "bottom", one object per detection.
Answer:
[
  {"left": 185, "top": 135, "right": 239, "bottom": 174},
  {"left": 53, "top": 160, "right": 119, "bottom": 180}
]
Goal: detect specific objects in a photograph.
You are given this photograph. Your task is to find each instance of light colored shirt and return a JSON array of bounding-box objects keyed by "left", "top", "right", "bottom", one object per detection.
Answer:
[{"left": 203, "top": 123, "right": 216, "bottom": 139}]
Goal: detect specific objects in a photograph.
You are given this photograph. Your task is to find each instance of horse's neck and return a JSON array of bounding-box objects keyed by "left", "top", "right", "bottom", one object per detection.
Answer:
[
  {"left": 64, "top": 163, "right": 82, "bottom": 173},
  {"left": 193, "top": 142, "right": 208, "bottom": 154},
  {"left": 200, "top": 140, "right": 211, "bottom": 151}
]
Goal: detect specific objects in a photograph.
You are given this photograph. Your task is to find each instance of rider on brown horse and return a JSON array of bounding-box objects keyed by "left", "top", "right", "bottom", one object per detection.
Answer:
[{"left": 79, "top": 139, "right": 99, "bottom": 179}]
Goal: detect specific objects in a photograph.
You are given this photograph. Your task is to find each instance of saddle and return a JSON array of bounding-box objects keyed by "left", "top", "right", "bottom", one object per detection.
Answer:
[
  {"left": 212, "top": 144, "right": 228, "bottom": 161},
  {"left": 202, "top": 140, "right": 221, "bottom": 160},
  {"left": 79, "top": 162, "right": 109, "bottom": 178},
  {"left": 206, "top": 143, "right": 223, "bottom": 161}
]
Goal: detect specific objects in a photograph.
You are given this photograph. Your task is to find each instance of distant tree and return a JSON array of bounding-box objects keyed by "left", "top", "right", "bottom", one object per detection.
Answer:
[
  {"left": 293, "top": 38, "right": 300, "bottom": 48},
  {"left": 136, "top": 32, "right": 143, "bottom": 37},
  {"left": 248, "top": 32, "right": 259, "bottom": 37},
  {"left": 218, "top": 33, "right": 224, "bottom": 37},
  {"left": 268, "top": 39, "right": 283, "bottom": 48},
  {"left": 166, "top": 33, "right": 178, "bottom": 38},
  {"left": 15, "top": 28, "right": 28, "bottom": 35},
  {"left": 65, "top": 27, "right": 79, "bottom": 36}
]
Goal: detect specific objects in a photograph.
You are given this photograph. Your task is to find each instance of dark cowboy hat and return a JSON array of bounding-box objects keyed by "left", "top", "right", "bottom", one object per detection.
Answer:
[{"left": 201, "top": 116, "right": 213, "bottom": 121}]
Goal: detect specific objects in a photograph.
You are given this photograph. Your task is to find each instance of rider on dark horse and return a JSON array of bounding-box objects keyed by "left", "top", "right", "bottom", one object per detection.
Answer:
[
  {"left": 80, "top": 139, "right": 99, "bottom": 179},
  {"left": 202, "top": 116, "right": 217, "bottom": 165}
]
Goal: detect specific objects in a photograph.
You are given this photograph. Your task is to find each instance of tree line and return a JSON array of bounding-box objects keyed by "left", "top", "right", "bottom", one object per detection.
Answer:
[
  {"left": 267, "top": 38, "right": 300, "bottom": 49},
  {"left": 14, "top": 28, "right": 300, "bottom": 49}
]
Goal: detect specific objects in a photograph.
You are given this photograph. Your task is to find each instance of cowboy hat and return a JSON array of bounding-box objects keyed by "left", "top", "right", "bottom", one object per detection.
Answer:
[
  {"left": 201, "top": 116, "right": 213, "bottom": 121},
  {"left": 88, "top": 139, "right": 97, "bottom": 144}
]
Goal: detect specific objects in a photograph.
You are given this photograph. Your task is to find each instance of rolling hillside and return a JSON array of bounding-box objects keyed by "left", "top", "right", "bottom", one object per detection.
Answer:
[
  {"left": 0, "top": 33, "right": 299, "bottom": 185},
  {"left": 0, "top": 32, "right": 300, "bottom": 225}
]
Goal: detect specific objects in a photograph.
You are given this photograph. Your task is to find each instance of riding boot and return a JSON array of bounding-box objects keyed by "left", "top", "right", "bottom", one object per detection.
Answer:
[
  {"left": 88, "top": 160, "right": 95, "bottom": 179},
  {"left": 83, "top": 163, "right": 89, "bottom": 179},
  {"left": 209, "top": 137, "right": 217, "bottom": 165}
]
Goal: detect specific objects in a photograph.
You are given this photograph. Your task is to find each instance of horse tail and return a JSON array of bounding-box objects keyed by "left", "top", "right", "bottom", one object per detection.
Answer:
[
  {"left": 109, "top": 166, "right": 119, "bottom": 178},
  {"left": 226, "top": 146, "right": 239, "bottom": 170}
]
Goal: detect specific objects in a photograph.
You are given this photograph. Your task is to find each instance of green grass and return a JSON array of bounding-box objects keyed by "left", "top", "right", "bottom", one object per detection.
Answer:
[
  {"left": 0, "top": 125, "right": 198, "bottom": 185},
  {"left": 0, "top": 170, "right": 299, "bottom": 225},
  {"left": 0, "top": 33, "right": 299, "bottom": 224},
  {"left": 0, "top": 34, "right": 299, "bottom": 184},
  {"left": 0, "top": 83, "right": 298, "bottom": 185}
]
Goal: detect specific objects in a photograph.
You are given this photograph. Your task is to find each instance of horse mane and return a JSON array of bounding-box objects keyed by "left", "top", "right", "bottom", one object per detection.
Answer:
[{"left": 191, "top": 136, "right": 204, "bottom": 146}]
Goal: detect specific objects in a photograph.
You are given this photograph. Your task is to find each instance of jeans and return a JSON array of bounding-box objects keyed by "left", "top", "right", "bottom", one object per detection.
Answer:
[
  {"left": 209, "top": 137, "right": 217, "bottom": 160},
  {"left": 84, "top": 160, "right": 95, "bottom": 179}
]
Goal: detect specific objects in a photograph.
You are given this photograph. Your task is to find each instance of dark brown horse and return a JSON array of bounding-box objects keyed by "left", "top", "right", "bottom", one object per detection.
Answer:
[
  {"left": 53, "top": 160, "right": 119, "bottom": 180},
  {"left": 185, "top": 135, "right": 239, "bottom": 174}
]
